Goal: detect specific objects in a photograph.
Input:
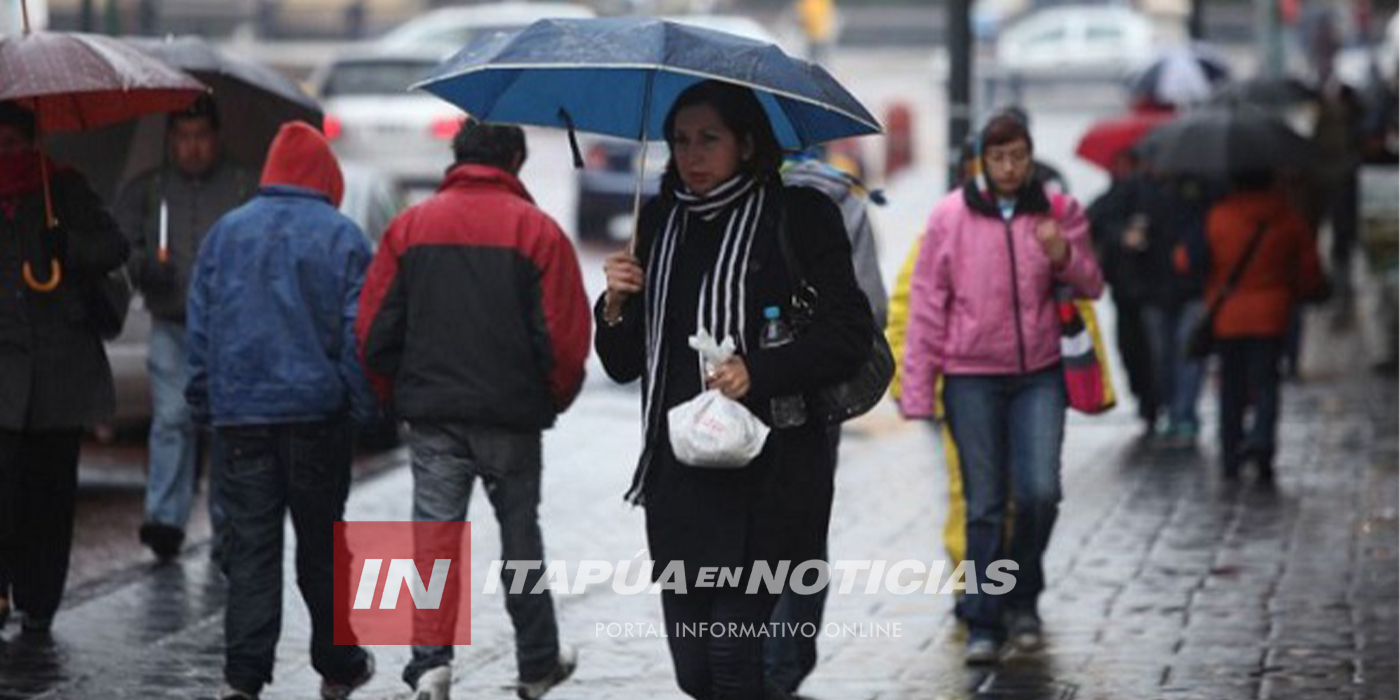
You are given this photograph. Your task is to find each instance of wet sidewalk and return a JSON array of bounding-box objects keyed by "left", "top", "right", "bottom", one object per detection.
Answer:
[{"left": 0, "top": 317, "right": 1395, "bottom": 700}]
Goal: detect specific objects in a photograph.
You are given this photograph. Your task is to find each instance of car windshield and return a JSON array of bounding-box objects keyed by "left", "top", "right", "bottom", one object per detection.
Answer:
[{"left": 322, "top": 60, "right": 436, "bottom": 97}]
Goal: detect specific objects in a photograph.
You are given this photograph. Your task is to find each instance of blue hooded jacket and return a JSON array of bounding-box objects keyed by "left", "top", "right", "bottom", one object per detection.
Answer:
[{"left": 185, "top": 122, "right": 377, "bottom": 426}]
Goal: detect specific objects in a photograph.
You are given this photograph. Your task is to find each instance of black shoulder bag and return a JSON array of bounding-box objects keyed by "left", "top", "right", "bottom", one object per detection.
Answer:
[
  {"left": 84, "top": 265, "right": 133, "bottom": 340},
  {"left": 1185, "top": 221, "right": 1268, "bottom": 360},
  {"left": 774, "top": 207, "right": 895, "bottom": 424}
]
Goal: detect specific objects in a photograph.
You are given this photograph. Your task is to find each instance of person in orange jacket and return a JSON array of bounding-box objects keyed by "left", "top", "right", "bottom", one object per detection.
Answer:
[{"left": 1202, "top": 171, "right": 1325, "bottom": 483}]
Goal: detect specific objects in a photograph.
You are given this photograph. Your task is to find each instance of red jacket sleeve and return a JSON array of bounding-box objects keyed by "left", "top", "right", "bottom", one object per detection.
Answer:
[
  {"left": 526, "top": 215, "right": 592, "bottom": 413},
  {"left": 355, "top": 215, "right": 407, "bottom": 403}
]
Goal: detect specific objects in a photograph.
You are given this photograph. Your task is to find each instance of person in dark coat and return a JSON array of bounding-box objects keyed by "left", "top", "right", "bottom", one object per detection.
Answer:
[
  {"left": 0, "top": 101, "right": 130, "bottom": 633},
  {"left": 1087, "top": 151, "right": 1159, "bottom": 435},
  {"left": 114, "top": 95, "right": 253, "bottom": 561},
  {"left": 597, "top": 80, "right": 874, "bottom": 700}
]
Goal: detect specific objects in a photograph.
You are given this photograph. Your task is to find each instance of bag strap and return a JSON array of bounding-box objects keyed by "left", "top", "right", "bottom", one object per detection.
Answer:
[
  {"left": 773, "top": 197, "right": 803, "bottom": 285},
  {"left": 1207, "top": 220, "right": 1269, "bottom": 315},
  {"left": 772, "top": 192, "right": 820, "bottom": 318}
]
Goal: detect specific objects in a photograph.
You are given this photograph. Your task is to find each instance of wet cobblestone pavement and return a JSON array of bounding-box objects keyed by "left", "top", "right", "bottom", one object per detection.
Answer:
[{"left": 0, "top": 316, "right": 1395, "bottom": 700}]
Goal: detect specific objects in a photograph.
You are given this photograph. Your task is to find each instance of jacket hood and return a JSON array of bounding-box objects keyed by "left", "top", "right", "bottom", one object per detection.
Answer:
[{"left": 260, "top": 121, "right": 344, "bottom": 207}]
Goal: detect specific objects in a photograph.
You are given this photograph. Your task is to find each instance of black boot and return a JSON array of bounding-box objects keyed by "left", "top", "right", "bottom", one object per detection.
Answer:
[{"left": 139, "top": 522, "right": 185, "bottom": 561}]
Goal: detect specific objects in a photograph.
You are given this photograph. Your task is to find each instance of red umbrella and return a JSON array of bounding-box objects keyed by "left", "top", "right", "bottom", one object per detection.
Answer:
[
  {"left": 1075, "top": 110, "right": 1174, "bottom": 171},
  {"left": 0, "top": 18, "right": 204, "bottom": 290},
  {"left": 0, "top": 32, "right": 205, "bottom": 132}
]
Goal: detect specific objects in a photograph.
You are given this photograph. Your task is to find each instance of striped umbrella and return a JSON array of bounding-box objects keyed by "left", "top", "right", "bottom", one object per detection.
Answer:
[{"left": 1127, "top": 45, "right": 1232, "bottom": 107}]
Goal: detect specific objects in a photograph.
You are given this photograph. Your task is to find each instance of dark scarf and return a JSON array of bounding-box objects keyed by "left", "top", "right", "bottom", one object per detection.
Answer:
[{"left": 0, "top": 150, "right": 63, "bottom": 221}]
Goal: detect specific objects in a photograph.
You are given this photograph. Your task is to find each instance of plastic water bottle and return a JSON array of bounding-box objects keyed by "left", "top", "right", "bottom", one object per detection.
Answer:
[{"left": 760, "top": 306, "right": 808, "bottom": 428}]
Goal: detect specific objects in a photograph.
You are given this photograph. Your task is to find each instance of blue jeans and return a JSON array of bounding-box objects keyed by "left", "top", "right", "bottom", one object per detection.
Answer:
[
  {"left": 402, "top": 422, "right": 560, "bottom": 688},
  {"left": 1217, "top": 338, "right": 1283, "bottom": 474},
  {"left": 943, "top": 367, "right": 1066, "bottom": 640},
  {"left": 1142, "top": 301, "right": 1207, "bottom": 429},
  {"left": 217, "top": 420, "right": 367, "bottom": 694},
  {"left": 144, "top": 319, "right": 198, "bottom": 529}
]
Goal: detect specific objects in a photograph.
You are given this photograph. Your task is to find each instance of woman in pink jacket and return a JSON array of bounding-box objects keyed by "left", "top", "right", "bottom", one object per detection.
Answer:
[{"left": 900, "top": 112, "right": 1103, "bottom": 664}]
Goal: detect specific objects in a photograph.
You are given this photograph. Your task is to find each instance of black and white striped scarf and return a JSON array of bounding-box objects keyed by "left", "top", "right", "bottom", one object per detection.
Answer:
[{"left": 641, "top": 172, "right": 769, "bottom": 434}]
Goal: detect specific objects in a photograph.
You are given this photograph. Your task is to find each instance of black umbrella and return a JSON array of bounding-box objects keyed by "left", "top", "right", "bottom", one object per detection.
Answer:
[
  {"left": 1210, "top": 76, "right": 1319, "bottom": 108},
  {"left": 1139, "top": 106, "right": 1317, "bottom": 177},
  {"left": 49, "top": 35, "right": 320, "bottom": 202}
]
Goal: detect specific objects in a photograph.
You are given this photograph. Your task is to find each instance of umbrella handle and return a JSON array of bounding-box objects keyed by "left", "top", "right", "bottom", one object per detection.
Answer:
[
  {"left": 24, "top": 99, "right": 61, "bottom": 292},
  {"left": 22, "top": 260, "right": 62, "bottom": 292}
]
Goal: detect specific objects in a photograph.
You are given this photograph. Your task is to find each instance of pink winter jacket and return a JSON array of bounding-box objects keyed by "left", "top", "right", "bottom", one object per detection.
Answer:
[{"left": 899, "top": 185, "right": 1104, "bottom": 419}]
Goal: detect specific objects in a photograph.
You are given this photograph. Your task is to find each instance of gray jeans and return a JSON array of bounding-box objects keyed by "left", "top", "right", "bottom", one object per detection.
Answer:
[{"left": 402, "top": 422, "right": 560, "bottom": 687}]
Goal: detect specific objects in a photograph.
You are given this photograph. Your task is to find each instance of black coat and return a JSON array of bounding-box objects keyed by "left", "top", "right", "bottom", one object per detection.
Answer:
[
  {"left": 1088, "top": 173, "right": 1204, "bottom": 308},
  {"left": 595, "top": 184, "right": 873, "bottom": 583},
  {"left": 0, "top": 169, "right": 129, "bottom": 431}
]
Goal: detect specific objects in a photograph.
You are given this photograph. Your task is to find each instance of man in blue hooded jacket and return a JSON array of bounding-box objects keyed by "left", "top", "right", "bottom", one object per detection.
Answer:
[{"left": 186, "top": 120, "right": 378, "bottom": 700}]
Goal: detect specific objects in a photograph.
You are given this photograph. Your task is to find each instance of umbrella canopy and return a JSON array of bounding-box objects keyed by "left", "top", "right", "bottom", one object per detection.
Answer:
[
  {"left": 49, "top": 35, "right": 322, "bottom": 201},
  {"left": 1128, "top": 44, "right": 1232, "bottom": 107},
  {"left": 1075, "top": 109, "right": 1175, "bottom": 170},
  {"left": 1210, "top": 76, "right": 1319, "bottom": 108},
  {"left": 414, "top": 17, "right": 881, "bottom": 150},
  {"left": 129, "top": 36, "right": 321, "bottom": 127},
  {"left": 1138, "top": 106, "right": 1316, "bottom": 177},
  {"left": 0, "top": 31, "right": 205, "bottom": 132}
]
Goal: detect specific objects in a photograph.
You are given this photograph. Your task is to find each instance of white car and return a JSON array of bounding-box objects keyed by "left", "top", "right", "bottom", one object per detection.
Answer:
[
  {"left": 995, "top": 4, "right": 1156, "bottom": 78},
  {"left": 374, "top": 1, "right": 595, "bottom": 55},
  {"left": 309, "top": 50, "right": 464, "bottom": 196},
  {"left": 660, "top": 12, "right": 798, "bottom": 55}
]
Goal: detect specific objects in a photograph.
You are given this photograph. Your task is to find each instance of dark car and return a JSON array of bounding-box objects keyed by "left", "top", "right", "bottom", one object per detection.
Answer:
[{"left": 575, "top": 138, "right": 662, "bottom": 244}]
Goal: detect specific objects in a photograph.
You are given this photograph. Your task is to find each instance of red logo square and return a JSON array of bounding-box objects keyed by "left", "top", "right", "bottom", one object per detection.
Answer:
[{"left": 333, "top": 521, "right": 472, "bottom": 645}]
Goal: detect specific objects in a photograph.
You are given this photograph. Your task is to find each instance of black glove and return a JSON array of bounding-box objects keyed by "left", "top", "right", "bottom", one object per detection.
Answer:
[{"left": 139, "top": 255, "right": 177, "bottom": 295}]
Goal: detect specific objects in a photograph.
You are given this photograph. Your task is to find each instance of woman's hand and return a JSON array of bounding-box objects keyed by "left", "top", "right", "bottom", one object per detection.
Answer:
[
  {"left": 1035, "top": 218, "right": 1070, "bottom": 266},
  {"left": 706, "top": 357, "right": 750, "bottom": 400},
  {"left": 603, "top": 251, "right": 644, "bottom": 322}
]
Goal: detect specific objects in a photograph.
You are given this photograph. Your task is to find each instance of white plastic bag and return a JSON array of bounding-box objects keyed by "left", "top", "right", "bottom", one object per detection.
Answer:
[{"left": 666, "top": 331, "right": 771, "bottom": 468}]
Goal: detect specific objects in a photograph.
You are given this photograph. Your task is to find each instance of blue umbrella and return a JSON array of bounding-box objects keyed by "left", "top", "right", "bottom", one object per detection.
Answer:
[{"left": 413, "top": 16, "right": 881, "bottom": 151}]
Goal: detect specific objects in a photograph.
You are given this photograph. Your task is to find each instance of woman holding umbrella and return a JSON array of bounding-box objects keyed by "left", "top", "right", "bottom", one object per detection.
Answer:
[
  {"left": 0, "top": 100, "right": 129, "bottom": 632},
  {"left": 597, "top": 80, "right": 873, "bottom": 699}
]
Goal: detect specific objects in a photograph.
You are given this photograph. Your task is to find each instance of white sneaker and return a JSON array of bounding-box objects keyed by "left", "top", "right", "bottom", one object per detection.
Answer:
[
  {"left": 413, "top": 665, "right": 451, "bottom": 700},
  {"left": 965, "top": 637, "right": 1000, "bottom": 665}
]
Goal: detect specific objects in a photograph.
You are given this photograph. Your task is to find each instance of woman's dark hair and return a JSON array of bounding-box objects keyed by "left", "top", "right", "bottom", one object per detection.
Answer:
[
  {"left": 0, "top": 101, "right": 37, "bottom": 143},
  {"left": 662, "top": 80, "right": 784, "bottom": 189},
  {"left": 980, "top": 110, "right": 1034, "bottom": 152},
  {"left": 452, "top": 118, "right": 527, "bottom": 172}
]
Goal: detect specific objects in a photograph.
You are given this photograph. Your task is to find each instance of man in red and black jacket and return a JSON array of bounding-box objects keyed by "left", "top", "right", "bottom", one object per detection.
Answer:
[{"left": 355, "top": 119, "right": 589, "bottom": 700}]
